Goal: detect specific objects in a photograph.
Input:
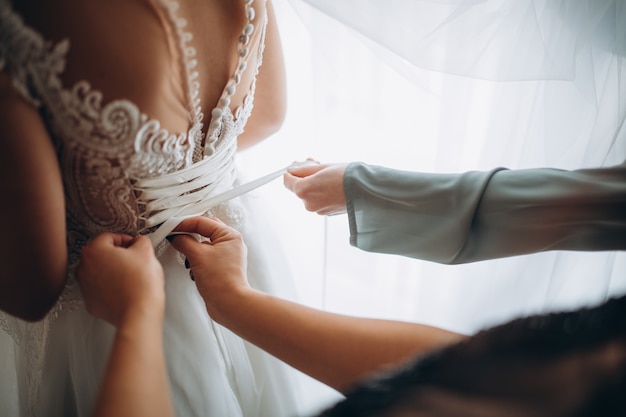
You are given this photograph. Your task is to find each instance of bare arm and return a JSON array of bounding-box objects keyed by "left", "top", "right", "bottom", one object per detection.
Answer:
[
  {"left": 170, "top": 217, "right": 465, "bottom": 393},
  {"left": 237, "top": 0, "right": 287, "bottom": 150},
  {"left": 93, "top": 305, "right": 171, "bottom": 417},
  {"left": 216, "top": 289, "right": 462, "bottom": 393},
  {"left": 77, "top": 234, "right": 173, "bottom": 417},
  {"left": 0, "top": 73, "right": 67, "bottom": 321}
]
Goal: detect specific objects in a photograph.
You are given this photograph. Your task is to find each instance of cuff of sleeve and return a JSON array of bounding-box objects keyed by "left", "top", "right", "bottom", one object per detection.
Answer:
[{"left": 343, "top": 161, "right": 363, "bottom": 249}]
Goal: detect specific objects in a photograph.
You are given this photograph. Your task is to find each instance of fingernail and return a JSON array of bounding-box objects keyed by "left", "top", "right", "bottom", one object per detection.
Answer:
[{"left": 184, "top": 258, "right": 190, "bottom": 269}]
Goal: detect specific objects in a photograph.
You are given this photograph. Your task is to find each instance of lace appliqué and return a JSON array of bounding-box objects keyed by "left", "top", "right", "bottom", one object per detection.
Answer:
[
  {"left": 0, "top": 3, "right": 197, "bottom": 407},
  {"left": 0, "top": 1, "right": 67, "bottom": 107},
  {"left": 0, "top": 0, "right": 267, "bottom": 301},
  {"left": 0, "top": 2, "right": 268, "bottom": 411}
]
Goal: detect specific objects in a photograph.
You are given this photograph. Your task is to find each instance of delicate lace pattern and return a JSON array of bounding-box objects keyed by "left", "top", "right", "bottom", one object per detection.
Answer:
[
  {"left": 0, "top": 0, "right": 268, "bottom": 413},
  {"left": 160, "top": 1, "right": 206, "bottom": 161},
  {"left": 203, "top": 0, "right": 262, "bottom": 156},
  {"left": 0, "top": 1, "right": 68, "bottom": 107}
]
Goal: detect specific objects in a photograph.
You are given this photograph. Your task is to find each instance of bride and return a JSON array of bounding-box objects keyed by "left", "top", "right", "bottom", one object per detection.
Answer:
[{"left": 0, "top": 0, "right": 304, "bottom": 416}]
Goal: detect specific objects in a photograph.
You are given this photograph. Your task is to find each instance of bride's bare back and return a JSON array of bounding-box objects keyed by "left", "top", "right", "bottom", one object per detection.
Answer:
[
  {"left": 0, "top": 0, "right": 285, "bottom": 319},
  {"left": 0, "top": 2, "right": 303, "bottom": 416},
  {"left": 12, "top": 0, "right": 284, "bottom": 144}
]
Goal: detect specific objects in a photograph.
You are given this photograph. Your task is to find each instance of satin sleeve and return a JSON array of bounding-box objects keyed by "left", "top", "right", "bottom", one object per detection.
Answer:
[{"left": 344, "top": 161, "right": 626, "bottom": 264}]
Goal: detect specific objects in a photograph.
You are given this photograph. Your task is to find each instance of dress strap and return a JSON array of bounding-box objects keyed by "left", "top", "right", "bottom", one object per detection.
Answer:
[
  {"left": 153, "top": 0, "right": 205, "bottom": 159},
  {"left": 155, "top": 0, "right": 264, "bottom": 159},
  {"left": 204, "top": 0, "right": 262, "bottom": 156}
]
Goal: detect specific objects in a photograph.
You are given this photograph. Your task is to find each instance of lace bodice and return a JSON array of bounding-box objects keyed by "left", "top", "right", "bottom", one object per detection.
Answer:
[
  {"left": 0, "top": 0, "right": 266, "bottom": 261},
  {"left": 0, "top": 0, "right": 267, "bottom": 328},
  {"left": 0, "top": 2, "right": 274, "bottom": 413}
]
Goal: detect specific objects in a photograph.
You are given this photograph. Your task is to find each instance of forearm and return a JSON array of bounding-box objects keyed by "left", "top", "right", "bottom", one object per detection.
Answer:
[
  {"left": 345, "top": 161, "right": 626, "bottom": 264},
  {"left": 462, "top": 165, "right": 626, "bottom": 261},
  {"left": 212, "top": 288, "right": 464, "bottom": 393},
  {"left": 93, "top": 306, "right": 173, "bottom": 417}
]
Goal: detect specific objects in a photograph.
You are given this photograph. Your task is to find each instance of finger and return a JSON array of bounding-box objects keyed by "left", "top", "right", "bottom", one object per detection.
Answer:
[
  {"left": 169, "top": 234, "right": 204, "bottom": 257},
  {"left": 107, "top": 233, "right": 136, "bottom": 248},
  {"left": 287, "top": 163, "right": 325, "bottom": 178},
  {"left": 116, "top": 234, "right": 137, "bottom": 248},
  {"left": 128, "top": 235, "right": 155, "bottom": 253},
  {"left": 87, "top": 232, "right": 130, "bottom": 249},
  {"left": 171, "top": 218, "right": 234, "bottom": 258},
  {"left": 283, "top": 172, "right": 299, "bottom": 192},
  {"left": 173, "top": 217, "right": 233, "bottom": 241}
]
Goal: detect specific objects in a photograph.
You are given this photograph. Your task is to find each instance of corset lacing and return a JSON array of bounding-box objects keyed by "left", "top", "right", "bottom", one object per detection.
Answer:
[
  {"left": 137, "top": 0, "right": 265, "bottom": 247},
  {"left": 135, "top": 135, "right": 238, "bottom": 247}
]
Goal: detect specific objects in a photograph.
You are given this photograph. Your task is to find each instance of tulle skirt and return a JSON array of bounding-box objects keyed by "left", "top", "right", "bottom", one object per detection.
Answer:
[{"left": 0, "top": 194, "right": 307, "bottom": 417}]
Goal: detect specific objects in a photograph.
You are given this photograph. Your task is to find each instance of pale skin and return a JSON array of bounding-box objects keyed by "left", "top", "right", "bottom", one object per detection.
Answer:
[
  {"left": 0, "top": 0, "right": 285, "bottom": 321},
  {"left": 76, "top": 217, "right": 464, "bottom": 416},
  {"left": 283, "top": 161, "right": 349, "bottom": 216},
  {"left": 77, "top": 234, "right": 172, "bottom": 417}
]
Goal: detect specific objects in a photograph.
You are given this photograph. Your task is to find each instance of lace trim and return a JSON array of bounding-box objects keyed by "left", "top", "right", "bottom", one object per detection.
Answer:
[
  {"left": 0, "top": 0, "right": 267, "bottom": 292},
  {"left": 204, "top": 0, "right": 263, "bottom": 156},
  {"left": 0, "top": 0, "right": 267, "bottom": 355},
  {"left": 0, "top": 2, "right": 268, "bottom": 413},
  {"left": 159, "top": 1, "right": 205, "bottom": 162},
  {"left": 0, "top": 0, "right": 68, "bottom": 107},
  {"left": 158, "top": 0, "right": 267, "bottom": 160},
  {"left": 235, "top": 3, "right": 267, "bottom": 131}
]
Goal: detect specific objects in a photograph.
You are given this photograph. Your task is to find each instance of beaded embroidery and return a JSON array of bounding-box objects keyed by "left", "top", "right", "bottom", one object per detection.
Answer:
[{"left": 0, "top": 0, "right": 267, "bottom": 412}]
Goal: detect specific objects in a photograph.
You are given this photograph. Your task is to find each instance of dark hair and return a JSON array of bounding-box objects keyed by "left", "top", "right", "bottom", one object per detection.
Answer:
[{"left": 318, "top": 294, "right": 626, "bottom": 417}]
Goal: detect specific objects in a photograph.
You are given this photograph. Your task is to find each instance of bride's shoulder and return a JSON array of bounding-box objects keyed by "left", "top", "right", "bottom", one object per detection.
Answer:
[
  {"left": 7, "top": 0, "right": 164, "bottom": 39},
  {"left": 1, "top": 0, "right": 184, "bottom": 113}
]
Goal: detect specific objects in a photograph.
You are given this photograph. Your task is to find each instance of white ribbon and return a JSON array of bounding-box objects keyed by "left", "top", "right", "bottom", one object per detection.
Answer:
[{"left": 145, "top": 161, "right": 312, "bottom": 247}]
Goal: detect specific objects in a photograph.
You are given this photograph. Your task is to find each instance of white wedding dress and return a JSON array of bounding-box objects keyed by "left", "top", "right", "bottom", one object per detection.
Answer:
[{"left": 0, "top": 1, "right": 303, "bottom": 416}]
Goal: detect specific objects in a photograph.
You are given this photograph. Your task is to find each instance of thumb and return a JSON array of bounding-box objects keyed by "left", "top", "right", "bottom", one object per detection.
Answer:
[
  {"left": 168, "top": 234, "right": 201, "bottom": 258},
  {"left": 88, "top": 232, "right": 133, "bottom": 250},
  {"left": 287, "top": 163, "right": 324, "bottom": 178},
  {"left": 128, "top": 235, "right": 155, "bottom": 253},
  {"left": 283, "top": 171, "right": 300, "bottom": 192}
]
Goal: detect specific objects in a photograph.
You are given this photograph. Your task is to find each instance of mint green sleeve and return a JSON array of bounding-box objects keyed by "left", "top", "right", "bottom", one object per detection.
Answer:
[{"left": 343, "top": 161, "right": 626, "bottom": 264}]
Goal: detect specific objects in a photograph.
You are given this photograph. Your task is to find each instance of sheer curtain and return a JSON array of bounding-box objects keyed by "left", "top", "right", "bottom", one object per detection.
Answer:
[{"left": 238, "top": 0, "right": 625, "bottom": 412}]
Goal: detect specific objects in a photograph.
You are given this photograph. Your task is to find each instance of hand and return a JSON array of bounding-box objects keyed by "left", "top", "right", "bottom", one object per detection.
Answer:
[
  {"left": 76, "top": 233, "right": 165, "bottom": 327},
  {"left": 283, "top": 161, "right": 348, "bottom": 215},
  {"left": 168, "top": 217, "right": 250, "bottom": 320}
]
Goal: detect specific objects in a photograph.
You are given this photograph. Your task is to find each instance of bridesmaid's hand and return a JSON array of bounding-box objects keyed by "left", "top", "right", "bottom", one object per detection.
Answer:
[
  {"left": 77, "top": 234, "right": 165, "bottom": 327},
  {"left": 168, "top": 217, "right": 251, "bottom": 321},
  {"left": 283, "top": 161, "right": 348, "bottom": 215}
]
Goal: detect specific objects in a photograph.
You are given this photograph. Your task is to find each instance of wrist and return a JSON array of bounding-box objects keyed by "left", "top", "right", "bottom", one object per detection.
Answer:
[
  {"left": 119, "top": 297, "right": 165, "bottom": 330},
  {"left": 206, "top": 286, "right": 257, "bottom": 325}
]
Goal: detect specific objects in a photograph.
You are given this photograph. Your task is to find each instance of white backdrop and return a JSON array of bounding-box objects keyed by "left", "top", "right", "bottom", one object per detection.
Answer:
[{"left": 238, "top": 1, "right": 626, "bottom": 411}]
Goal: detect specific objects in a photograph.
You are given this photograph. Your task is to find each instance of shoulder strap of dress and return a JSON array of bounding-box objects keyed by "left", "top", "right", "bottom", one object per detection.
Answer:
[
  {"left": 0, "top": 0, "right": 38, "bottom": 103},
  {"left": 0, "top": 0, "right": 69, "bottom": 107},
  {"left": 204, "top": 0, "right": 266, "bottom": 156},
  {"left": 154, "top": 0, "right": 264, "bottom": 158}
]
